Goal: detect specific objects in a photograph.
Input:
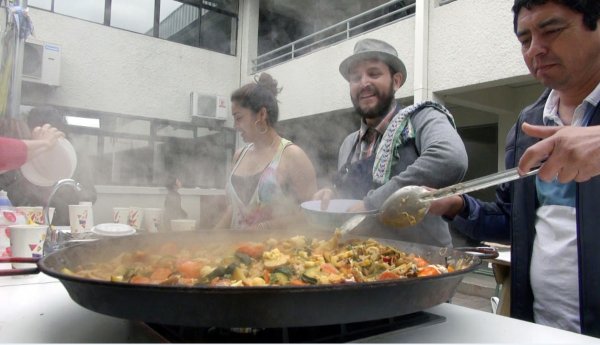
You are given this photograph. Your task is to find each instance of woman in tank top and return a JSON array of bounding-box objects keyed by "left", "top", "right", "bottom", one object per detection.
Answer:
[{"left": 214, "top": 73, "right": 317, "bottom": 231}]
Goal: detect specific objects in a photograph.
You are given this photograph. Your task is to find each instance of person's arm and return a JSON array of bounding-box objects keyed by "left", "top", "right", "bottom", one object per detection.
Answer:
[
  {"left": 0, "top": 137, "right": 28, "bottom": 171},
  {"left": 364, "top": 108, "right": 468, "bottom": 210},
  {"left": 518, "top": 123, "right": 600, "bottom": 183},
  {"left": 213, "top": 205, "right": 232, "bottom": 229},
  {"left": 0, "top": 125, "right": 64, "bottom": 172},
  {"left": 428, "top": 123, "right": 521, "bottom": 243}
]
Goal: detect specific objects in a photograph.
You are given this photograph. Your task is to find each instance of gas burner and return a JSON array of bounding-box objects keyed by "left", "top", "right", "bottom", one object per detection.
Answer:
[{"left": 144, "top": 311, "right": 445, "bottom": 343}]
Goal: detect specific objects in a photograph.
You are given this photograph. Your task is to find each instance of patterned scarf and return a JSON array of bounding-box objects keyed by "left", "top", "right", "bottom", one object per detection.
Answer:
[{"left": 372, "top": 101, "right": 456, "bottom": 184}]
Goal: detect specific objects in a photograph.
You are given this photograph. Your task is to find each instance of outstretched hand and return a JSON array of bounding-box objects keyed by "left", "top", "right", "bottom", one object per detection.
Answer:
[
  {"left": 519, "top": 122, "right": 600, "bottom": 183},
  {"left": 31, "top": 124, "right": 64, "bottom": 149},
  {"left": 313, "top": 188, "right": 335, "bottom": 210}
]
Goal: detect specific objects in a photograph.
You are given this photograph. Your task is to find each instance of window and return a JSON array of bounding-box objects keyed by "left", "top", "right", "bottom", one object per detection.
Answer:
[
  {"left": 110, "top": 0, "right": 155, "bottom": 35},
  {"left": 29, "top": 0, "right": 239, "bottom": 55},
  {"left": 54, "top": 0, "right": 105, "bottom": 24}
]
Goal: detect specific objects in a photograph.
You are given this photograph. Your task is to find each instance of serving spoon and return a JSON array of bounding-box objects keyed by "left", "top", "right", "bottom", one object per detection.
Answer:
[{"left": 339, "top": 167, "right": 539, "bottom": 234}]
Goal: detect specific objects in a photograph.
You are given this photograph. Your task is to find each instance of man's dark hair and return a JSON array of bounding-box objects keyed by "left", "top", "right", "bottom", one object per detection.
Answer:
[{"left": 512, "top": 0, "right": 600, "bottom": 33}]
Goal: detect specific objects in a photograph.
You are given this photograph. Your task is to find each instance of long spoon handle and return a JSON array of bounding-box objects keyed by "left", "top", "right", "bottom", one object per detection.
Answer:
[{"left": 423, "top": 167, "right": 540, "bottom": 201}]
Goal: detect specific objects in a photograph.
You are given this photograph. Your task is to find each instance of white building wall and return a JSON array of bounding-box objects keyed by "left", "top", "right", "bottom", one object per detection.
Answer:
[
  {"left": 429, "top": 0, "right": 529, "bottom": 92},
  {"left": 26, "top": 8, "right": 241, "bottom": 123}
]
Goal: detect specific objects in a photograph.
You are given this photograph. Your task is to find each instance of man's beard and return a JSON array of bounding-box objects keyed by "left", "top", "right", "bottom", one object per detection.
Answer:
[{"left": 351, "top": 84, "right": 395, "bottom": 119}]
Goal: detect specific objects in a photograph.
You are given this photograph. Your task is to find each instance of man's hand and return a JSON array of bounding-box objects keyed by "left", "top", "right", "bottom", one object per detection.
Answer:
[
  {"left": 519, "top": 123, "right": 600, "bottom": 183},
  {"left": 312, "top": 188, "right": 335, "bottom": 210},
  {"left": 422, "top": 187, "right": 464, "bottom": 219}
]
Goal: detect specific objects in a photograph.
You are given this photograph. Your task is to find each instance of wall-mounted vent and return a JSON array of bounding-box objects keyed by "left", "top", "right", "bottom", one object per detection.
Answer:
[
  {"left": 190, "top": 92, "right": 228, "bottom": 121},
  {"left": 22, "top": 38, "right": 61, "bottom": 86}
]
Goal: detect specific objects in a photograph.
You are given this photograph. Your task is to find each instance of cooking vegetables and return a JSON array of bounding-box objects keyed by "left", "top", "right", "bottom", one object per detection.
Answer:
[{"left": 62, "top": 231, "right": 465, "bottom": 287}]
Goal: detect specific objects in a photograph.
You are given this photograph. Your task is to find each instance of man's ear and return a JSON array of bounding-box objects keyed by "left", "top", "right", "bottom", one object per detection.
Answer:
[{"left": 392, "top": 72, "right": 404, "bottom": 91}]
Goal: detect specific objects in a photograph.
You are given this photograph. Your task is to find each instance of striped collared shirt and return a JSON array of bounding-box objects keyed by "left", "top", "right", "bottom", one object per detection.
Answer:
[{"left": 355, "top": 102, "right": 398, "bottom": 161}]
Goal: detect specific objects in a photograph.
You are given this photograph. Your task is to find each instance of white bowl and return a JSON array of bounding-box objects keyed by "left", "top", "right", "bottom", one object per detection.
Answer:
[
  {"left": 21, "top": 138, "right": 77, "bottom": 187},
  {"left": 91, "top": 223, "right": 136, "bottom": 237},
  {"left": 301, "top": 199, "right": 377, "bottom": 229}
]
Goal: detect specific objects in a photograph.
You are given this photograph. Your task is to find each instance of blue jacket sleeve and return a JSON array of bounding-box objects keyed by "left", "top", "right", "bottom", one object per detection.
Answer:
[{"left": 448, "top": 123, "right": 518, "bottom": 243}]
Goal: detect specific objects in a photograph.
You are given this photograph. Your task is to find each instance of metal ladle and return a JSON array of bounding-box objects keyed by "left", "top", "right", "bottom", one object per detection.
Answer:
[{"left": 340, "top": 167, "right": 539, "bottom": 234}]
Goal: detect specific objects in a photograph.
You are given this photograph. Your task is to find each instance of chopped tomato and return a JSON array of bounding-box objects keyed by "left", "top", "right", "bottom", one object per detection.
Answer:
[
  {"left": 320, "top": 263, "right": 340, "bottom": 275},
  {"left": 413, "top": 257, "right": 429, "bottom": 268},
  {"left": 236, "top": 243, "right": 265, "bottom": 258},
  {"left": 417, "top": 266, "right": 441, "bottom": 277},
  {"left": 159, "top": 242, "right": 179, "bottom": 256},
  {"left": 150, "top": 267, "right": 172, "bottom": 281},
  {"left": 377, "top": 271, "right": 401, "bottom": 281},
  {"left": 177, "top": 260, "right": 203, "bottom": 279},
  {"left": 130, "top": 275, "right": 151, "bottom": 284}
]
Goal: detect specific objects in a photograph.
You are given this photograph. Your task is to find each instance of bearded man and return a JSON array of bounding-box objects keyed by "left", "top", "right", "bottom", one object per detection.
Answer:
[{"left": 314, "top": 38, "right": 468, "bottom": 247}]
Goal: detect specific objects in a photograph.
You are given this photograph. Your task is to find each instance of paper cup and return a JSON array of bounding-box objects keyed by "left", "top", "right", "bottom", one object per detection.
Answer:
[
  {"left": 0, "top": 210, "right": 27, "bottom": 257},
  {"left": 171, "top": 219, "right": 196, "bottom": 232},
  {"left": 128, "top": 207, "right": 144, "bottom": 230},
  {"left": 112, "top": 207, "right": 129, "bottom": 224},
  {"left": 16, "top": 206, "right": 44, "bottom": 224},
  {"left": 143, "top": 208, "right": 164, "bottom": 233},
  {"left": 8, "top": 224, "right": 47, "bottom": 269},
  {"left": 69, "top": 204, "right": 94, "bottom": 233}
]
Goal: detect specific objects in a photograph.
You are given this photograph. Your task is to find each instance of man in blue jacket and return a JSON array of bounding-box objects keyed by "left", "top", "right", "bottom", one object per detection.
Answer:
[{"left": 429, "top": 0, "right": 600, "bottom": 336}]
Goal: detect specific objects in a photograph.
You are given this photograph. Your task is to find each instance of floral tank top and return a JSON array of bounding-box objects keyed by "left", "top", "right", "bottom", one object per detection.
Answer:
[{"left": 226, "top": 138, "right": 296, "bottom": 229}]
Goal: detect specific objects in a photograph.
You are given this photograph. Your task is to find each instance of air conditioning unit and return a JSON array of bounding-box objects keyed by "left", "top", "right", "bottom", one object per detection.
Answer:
[
  {"left": 190, "top": 92, "right": 228, "bottom": 121},
  {"left": 22, "top": 38, "right": 61, "bottom": 86}
]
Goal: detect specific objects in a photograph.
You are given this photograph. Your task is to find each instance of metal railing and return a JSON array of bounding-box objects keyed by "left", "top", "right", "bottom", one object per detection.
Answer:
[{"left": 252, "top": 0, "right": 416, "bottom": 73}]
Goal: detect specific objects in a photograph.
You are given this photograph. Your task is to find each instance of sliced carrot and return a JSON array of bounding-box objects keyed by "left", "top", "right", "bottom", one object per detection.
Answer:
[
  {"left": 130, "top": 275, "right": 151, "bottom": 284},
  {"left": 236, "top": 243, "right": 265, "bottom": 258},
  {"left": 447, "top": 265, "right": 455, "bottom": 273},
  {"left": 377, "top": 271, "right": 401, "bottom": 281},
  {"left": 177, "top": 260, "right": 203, "bottom": 279},
  {"left": 263, "top": 269, "right": 270, "bottom": 284},
  {"left": 150, "top": 267, "right": 172, "bottom": 281},
  {"left": 417, "top": 266, "right": 441, "bottom": 277},
  {"left": 320, "top": 263, "right": 340, "bottom": 275},
  {"left": 290, "top": 279, "right": 307, "bottom": 286},
  {"left": 413, "top": 257, "right": 429, "bottom": 268}
]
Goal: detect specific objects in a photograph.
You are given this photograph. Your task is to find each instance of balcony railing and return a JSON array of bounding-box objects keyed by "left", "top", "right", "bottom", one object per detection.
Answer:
[{"left": 252, "top": 0, "right": 417, "bottom": 73}]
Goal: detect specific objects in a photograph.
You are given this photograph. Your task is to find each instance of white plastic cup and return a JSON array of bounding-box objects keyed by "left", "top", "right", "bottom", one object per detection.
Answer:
[
  {"left": 112, "top": 207, "right": 129, "bottom": 224},
  {"left": 171, "top": 219, "right": 196, "bottom": 232},
  {"left": 15, "top": 206, "right": 45, "bottom": 224},
  {"left": 128, "top": 207, "right": 144, "bottom": 230},
  {"left": 143, "top": 208, "right": 164, "bottom": 233},
  {"left": 8, "top": 224, "right": 47, "bottom": 269},
  {"left": 68, "top": 204, "right": 94, "bottom": 233},
  {"left": 0, "top": 210, "right": 27, "bottom": 258}
]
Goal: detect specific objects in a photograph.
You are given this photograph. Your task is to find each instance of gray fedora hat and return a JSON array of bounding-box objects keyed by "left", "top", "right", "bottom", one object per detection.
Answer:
[{"left": 339, "top": 38, "right": 407, "bottom": 86}]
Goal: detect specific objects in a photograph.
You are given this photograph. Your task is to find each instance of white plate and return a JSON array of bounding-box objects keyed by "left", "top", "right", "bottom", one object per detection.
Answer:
[
  {"left": 20, "top": 138, "right": 77, "bottom": 187},
  {"left": 91, "top": 223, "right": 136, "bottom": 237},
  {"left": 301, "top": 199, "right": 377, "bottom": 229}
]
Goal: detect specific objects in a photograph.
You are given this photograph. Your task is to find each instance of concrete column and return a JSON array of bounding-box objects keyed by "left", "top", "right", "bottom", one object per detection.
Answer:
[
  {"left": 238, "top": 0, "right": 259, "bottom": 78},
  {"left": 413, "top": 0, "right": 430, "bottom": 103}
]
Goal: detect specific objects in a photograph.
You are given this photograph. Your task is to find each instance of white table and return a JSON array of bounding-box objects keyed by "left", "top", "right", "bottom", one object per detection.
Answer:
[{"left": 0, "top": 269, "right": 598, "bottom": 343}]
